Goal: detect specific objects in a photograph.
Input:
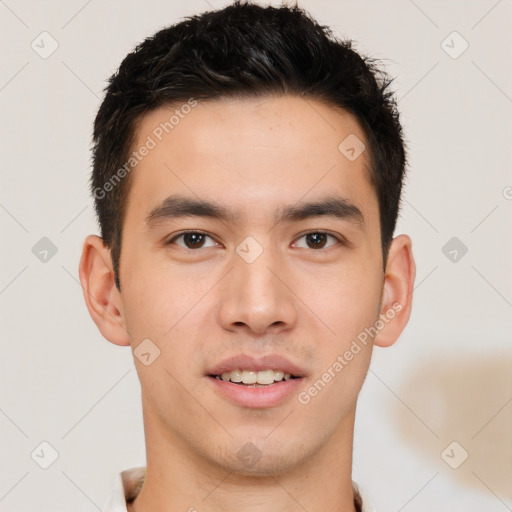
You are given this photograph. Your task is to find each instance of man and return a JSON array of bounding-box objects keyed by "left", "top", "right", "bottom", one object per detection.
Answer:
[{"left": 79, "top": 1, "right": 415, "bottom": 511}]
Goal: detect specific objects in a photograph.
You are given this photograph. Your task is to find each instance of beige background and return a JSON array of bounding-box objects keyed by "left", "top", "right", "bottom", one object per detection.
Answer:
[{"left": 1, "top": 0, "right": 511, "bottom": 510}]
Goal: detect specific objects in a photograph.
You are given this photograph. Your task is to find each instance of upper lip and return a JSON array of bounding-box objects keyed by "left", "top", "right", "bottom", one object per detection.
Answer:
[{"left": 207, "top": 354, "right": 307, "bottom": 378}]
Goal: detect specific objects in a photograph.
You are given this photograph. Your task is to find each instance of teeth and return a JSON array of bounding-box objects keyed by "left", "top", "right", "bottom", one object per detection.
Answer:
[
  {"left": 241, "top": 370, "right": 258, "bottom": 384},
  {"left": 217, "top": 369, "right": 294, "bottom": 385},
  {"left": 229, "top": 370, "right": 242, "bottom": 383},
  {"left": 255, "top": 370, "right": 276, "bottom": 385}
]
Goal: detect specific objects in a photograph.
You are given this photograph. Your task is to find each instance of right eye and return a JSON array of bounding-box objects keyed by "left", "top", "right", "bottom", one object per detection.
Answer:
[{"left": 166, "top": 231, "right": 219, "bottom": 250}]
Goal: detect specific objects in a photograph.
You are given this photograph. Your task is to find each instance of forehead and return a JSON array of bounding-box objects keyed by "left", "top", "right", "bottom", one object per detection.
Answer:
[{"left": 125, "top": 95, "right": 376, "bottom": 226}]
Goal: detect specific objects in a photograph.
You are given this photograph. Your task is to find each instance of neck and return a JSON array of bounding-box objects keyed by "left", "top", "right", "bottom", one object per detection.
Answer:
[{"left": 130, "top": 401, "right": 358, "bottom": 512}]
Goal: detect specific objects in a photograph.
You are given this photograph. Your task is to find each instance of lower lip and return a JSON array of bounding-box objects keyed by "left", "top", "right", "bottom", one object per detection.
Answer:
[{"left": 207, "top": 376, "right": 304, "bottom": 408}]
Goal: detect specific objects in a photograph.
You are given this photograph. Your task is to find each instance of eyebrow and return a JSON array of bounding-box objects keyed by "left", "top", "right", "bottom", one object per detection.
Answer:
[{"left": 145, "top": 194, "right": 365, "bottom": 229}]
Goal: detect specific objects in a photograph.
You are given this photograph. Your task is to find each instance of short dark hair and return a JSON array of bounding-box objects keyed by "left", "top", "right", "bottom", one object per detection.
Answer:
[{"left": 90, "top": 0, "right": 407, "bottom": 291}]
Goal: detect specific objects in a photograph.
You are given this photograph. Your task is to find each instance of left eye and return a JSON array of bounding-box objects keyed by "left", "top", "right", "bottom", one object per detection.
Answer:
[{"left": 293, "top": 232, "right": 340, "bottom": 250}]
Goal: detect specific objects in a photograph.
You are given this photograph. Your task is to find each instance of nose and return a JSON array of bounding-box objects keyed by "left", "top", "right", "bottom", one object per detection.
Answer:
[{"left": 218, "top": 244, "right": 298, "bottom": 335}]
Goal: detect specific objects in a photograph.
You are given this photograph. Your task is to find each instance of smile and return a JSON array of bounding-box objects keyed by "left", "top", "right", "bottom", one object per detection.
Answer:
[{"left": 211, "top": 369, "right": 298, "bottom": 386}]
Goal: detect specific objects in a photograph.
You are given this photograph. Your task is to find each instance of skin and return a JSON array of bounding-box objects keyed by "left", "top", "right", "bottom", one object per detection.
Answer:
[{"left": 79, "top": 95, "right": 415, "bottom": 512}]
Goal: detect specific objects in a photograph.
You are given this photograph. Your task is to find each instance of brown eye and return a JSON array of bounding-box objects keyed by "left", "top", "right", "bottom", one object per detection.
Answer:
[
  {"left": 168, "top": 232, "right": 217, "bottom": 249},
  {"left": 306, "top": 233, "right": 328, "bottom": 249},
  {"left": 293, "top": 232, "right": 340, "bottom": 250}
]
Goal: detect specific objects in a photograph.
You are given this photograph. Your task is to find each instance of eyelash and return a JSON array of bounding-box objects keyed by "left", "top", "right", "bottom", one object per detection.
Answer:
[{"left": 166, "top": 230, "right": 345, "bottom": 251}]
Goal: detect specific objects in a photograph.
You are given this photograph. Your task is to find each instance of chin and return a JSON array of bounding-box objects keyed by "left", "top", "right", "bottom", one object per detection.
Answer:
[
  {"left": 230, "top": 454, "right": 304, "bottom": 477},
  {"left": 210, "top": 436, "right": 318, "bottom": 477}
]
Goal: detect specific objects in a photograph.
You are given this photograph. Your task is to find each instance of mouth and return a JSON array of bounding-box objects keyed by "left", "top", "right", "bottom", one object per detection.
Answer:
[
  {"left": 205, "top": 354, "right": 306, "bottom": 408},
  {"left": 208, "top": 369, "right": 301, "bottom": 387}
]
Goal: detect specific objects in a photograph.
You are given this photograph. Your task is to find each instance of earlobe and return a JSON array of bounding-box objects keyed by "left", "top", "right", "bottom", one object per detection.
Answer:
[
  {"left": 374, "top": 234, "right": 416, "bottom": 348},
  {"left": 78, "top": 235, "right": 131, "bottom": 346}
]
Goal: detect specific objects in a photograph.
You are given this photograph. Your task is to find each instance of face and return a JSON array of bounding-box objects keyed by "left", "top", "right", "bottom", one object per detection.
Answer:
[{"left": 115, "top": 95, "right": 386, "bottom": 474}]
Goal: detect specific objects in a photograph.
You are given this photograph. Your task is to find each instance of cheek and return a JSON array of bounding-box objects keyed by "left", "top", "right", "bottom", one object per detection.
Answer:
[
  {"left": 121, "top": 270, "right": 205, "bottom": 416},
  {"left": 121, "top": 250, "right": 202, "bottom": 340},
  {"left": 120, "top": 258, "right": 211, "bottom": 383},
  {"left": 296, "top": 268, "right": 379, "bottom": 417},
  {"left": 293, "top": 258, "right": 382, "bottom": 406},
  {"left": 297, "top": 260, "right": 382, "bottom": 340}
]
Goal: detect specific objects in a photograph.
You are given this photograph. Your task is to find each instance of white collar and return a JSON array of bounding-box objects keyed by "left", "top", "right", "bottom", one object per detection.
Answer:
[{"left": 102, "top": 467, "right": 376, "bottom": 512}]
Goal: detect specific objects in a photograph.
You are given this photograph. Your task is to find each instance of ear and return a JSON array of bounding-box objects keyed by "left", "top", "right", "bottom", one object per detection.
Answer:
[
  {"left": 78, "top": 234, "right": 131, "bottom": 346},
  {"left": 374, "top": 234, "right": 416, "bottom": 348}
]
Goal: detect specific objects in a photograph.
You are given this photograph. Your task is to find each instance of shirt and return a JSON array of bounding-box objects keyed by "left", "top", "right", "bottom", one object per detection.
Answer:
[{"left": 102, "top": 466, "right": 376, "bottom": 512}]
